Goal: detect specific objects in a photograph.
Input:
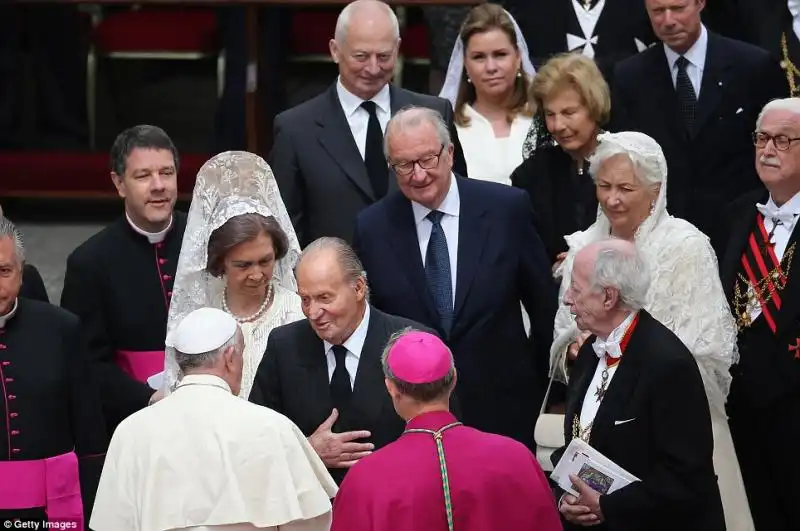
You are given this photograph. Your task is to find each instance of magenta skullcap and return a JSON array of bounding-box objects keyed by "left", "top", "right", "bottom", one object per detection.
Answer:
[{"left": 387, "top": 331, "right": 452, "bottom": 384}]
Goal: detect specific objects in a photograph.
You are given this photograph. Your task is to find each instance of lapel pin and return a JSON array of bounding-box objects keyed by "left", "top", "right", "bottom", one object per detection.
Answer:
[{"left": 789, "top": 337, "right": 800, "bottom": 360}]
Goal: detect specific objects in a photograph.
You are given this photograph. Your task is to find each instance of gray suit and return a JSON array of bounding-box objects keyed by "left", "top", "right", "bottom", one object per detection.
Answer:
[{"left": 270, "top": 83, "right": 468, "bottom": 247}]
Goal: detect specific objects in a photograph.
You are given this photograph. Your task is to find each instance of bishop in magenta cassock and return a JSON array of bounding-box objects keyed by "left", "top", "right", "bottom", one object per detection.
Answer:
[
  {"left": 0, "top": 216, "right": 107, "bottom": 531},
  {"left": 330, "top": 330, "right": 562, "bottom": 531}
]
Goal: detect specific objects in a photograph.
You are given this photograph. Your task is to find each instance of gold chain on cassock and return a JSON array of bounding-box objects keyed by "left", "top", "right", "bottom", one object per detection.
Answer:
[
  {"left": 733, "top": 243, "right": 795, "bottom": 331},
  {"left": 780, "top": 33, "right": 800, "bottom": 97}
]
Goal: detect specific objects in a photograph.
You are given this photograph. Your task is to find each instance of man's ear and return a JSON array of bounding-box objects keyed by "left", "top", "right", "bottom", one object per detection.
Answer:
[
  {"left": 111, "top": 172, "right": 126, "bottom": 199},
  {"left": 603, "top": 287, "right": 621, "bottom": 310}
]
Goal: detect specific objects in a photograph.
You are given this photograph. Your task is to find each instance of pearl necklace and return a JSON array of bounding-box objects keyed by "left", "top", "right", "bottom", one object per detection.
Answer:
[{"left": 222, "top": 282, "right": 274, "bottom": 324}]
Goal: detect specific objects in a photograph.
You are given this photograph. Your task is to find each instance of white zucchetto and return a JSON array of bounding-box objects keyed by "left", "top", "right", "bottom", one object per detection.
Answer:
[{"left": 166, "top": 307, "right": 237, "bottom": 355}]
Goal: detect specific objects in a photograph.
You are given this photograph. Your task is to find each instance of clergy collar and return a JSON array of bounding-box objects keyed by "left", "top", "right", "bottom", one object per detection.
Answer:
[
  {"left": 336, "top": 77, "right": 391, "bottom": 119},
  {"left": 405, "top": 410, "right": 459, "bottom": 431},
  {"left": 176, "top": 373, "right": 232, "bottom": 394},
  {"left": 664, "top": 24, "right": 708, "bottom": 73},
  {"left": 125, "top": 212, "right": 173, "bottom": 244},
  {"left": 0, "top": 298, "right": 18, "bottom": 329},
  {"left": 411, "top": 174, "right": 460, "bottom": 227},
  {"left": 324, "top": 304, "right": 370, "bottom": 360}
]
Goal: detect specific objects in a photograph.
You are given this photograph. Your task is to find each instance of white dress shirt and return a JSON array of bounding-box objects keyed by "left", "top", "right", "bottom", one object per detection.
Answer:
[
  {"left": 411, "top": 175, "right": 460, "bottom": 306},
  {"left": 578, "top": 312, "right": 637, "bottom": 430},
  {"left": 456, "top": 105, "right": 532, "bottom": 186},
  {"left": 664, "top": 24, "right": 708, "bottom": 98},
  {"left": 747, "top": 192, "right": 800, "bottom": 322},
  {"left": 336, "top": 78, "right": 391, "bottom": 161},
  {"left": 323, "top": 304, "right": 371, "bottom": 388}
]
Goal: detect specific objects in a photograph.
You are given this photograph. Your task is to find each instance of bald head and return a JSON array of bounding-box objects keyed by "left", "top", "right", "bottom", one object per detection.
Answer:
[{"left": 335, "top": 0, "right": 399, "bottom": 45}]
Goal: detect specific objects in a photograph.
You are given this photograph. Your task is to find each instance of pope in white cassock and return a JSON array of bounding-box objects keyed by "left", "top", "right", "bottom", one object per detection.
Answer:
[{"left": 90, "top": 307, "right": 338, "bottom": 531}]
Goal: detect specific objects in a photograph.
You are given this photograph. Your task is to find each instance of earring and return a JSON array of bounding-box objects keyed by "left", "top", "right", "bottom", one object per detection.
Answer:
[
  {"left": 467, "top": 77, "right": 472, "bottom": 84},
  {"left": 517, "top": 70, "right": 522, "bottom": 78}
]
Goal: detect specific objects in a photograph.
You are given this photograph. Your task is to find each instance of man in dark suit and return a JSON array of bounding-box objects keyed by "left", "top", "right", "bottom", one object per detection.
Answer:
[
  {"left": 556, "top": 239, "right": 724, "bottom": 531},
  {"left": 610, "top": 0, "right": 784, "bottom": 256},
  {"left": 270, "top": 0, "right": 468, "bottom": 247},
  {"left": 721, "top": 98, "right": 800, "bottom": 531},
  {"left": 352, "top": 106, "right": 556, "bottom": 449},
  {"left": 249, "top": 236, "right": 436, "bottom": 485}
]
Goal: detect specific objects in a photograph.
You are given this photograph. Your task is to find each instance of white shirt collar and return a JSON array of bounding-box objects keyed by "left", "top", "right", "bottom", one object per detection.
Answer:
[
  {"left": 758, "top": 190, "right": 800, "bottom": 226},
  {"left": 411, "top": 174, "right": 461, "bottom": 227},
  {"left": 336, "top": 77, "right": 391, "bottom": 119},
  {"left": 176, "top": 373, "right": 232, "bottom": 394},
  {"left": 592, "top": 311, "right": 637, "bottom": 359},
  {"left": 789, "top": 0, "right": 800, "bottom": 18},
  {"left": 664, "top": 24, "right": 708, "bottom": 72},
  {"left": 324, "top": 304, "right": 371, "bottom": 359},
  {"left": 0, "top": 298, "right": 19, "bottom": 329},
  {"left": 126, "top": 212, "right": 173, "bottom": 244}
]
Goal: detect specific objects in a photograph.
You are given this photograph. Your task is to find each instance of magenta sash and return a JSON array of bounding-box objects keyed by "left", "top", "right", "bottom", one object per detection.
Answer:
[
  {"left": 0, "top": 451, "right": 83, "bottom": 528},
  {"left": 115, "top": 349, "right": 164, "bottom": 383}
]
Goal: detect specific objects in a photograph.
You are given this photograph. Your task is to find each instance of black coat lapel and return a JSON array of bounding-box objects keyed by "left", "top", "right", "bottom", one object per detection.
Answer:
[
  {"left": 644, "top": 47, "right": 685, "bottom": 139},
  {"left": 387, "top": 195, "right": 441, "bottom": 327},
  {"left": 345, "top": 308, "right": 393, "bottom": 432},
  {"left": 776, "top": 221, "right": 800, "bottom": 337},
  {"left": 297, "top": 323, "right": 333, "bottom": 422},
  {"left": 693, "top": 34, "right": 728, "bottom": 137},
  {"left": 316, "top": 84, "right": 375, "bottom": 201},
  {"left": 452, "top": 179, "right": 489, "bottom": 332},
  {"left": 564, "top": 342, "right": 599, "bottom": 440},
  {"left": 721, "top": 196, "right": 764, "bottom": 300}
]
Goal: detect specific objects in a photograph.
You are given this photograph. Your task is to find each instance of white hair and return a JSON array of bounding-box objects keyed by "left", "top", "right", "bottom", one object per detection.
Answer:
[
  {"left": 334, "top": 0, "right": 400, "bottom": 45},
  {"left": 589, "top": 139, "right": 663, "bottom": 190},
  {"left": 384, "top": 106, "right": 451, "bottom": 157},
  {"left": 756, "top": 97, "right": 800, "bottom": 130},
  {"left": 0, "top": 216, "right": 25, "bottom": 264},
  {"left": 590, "top": 243, "right": 651, "bottom": 311},
  {"left": 175, "top": 327, "right": 242, "bottom": 373}
]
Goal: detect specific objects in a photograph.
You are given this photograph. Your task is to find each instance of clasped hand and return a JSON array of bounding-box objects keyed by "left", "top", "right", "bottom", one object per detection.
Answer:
[
  {"left": 559, "top": 474, "right": 604, "bottom": 526},
  {"left": 309, "top": 408, "right": 374, "bottom": 468}
]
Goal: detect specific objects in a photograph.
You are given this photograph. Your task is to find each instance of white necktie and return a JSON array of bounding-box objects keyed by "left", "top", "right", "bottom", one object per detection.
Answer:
[{"left": 592, "top": 337, "right": 622, "bottom": 359}]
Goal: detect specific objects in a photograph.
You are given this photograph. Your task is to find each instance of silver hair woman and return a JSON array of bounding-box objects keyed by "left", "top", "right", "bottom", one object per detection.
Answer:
[
  {"left": 163, "top": 151, "right": 305, "bottom": 400},
  {"left": 550, "top": 131, "right": 754, "bottom": 531}
]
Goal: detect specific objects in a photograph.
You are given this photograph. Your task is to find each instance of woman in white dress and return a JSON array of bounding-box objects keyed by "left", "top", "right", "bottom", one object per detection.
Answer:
[
  {"left": 438, "top": 3, "right": 536, "bottom": 185},
  {"left": 163, "top": 151, "right": 304, "bottom": 400},
  {"left": 551, "top": 131, "right": 754, "bottom": 531}
]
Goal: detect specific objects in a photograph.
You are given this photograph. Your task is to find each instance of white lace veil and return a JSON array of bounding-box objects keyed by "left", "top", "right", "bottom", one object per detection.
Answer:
[
  {"left": 161, "top": 151, "right": 301, "bottom": 392},
  {"left": 551, "top": 131, "right": 738, "bottom": 416},
  {"left": 438, "top": 8, "right": 536, "bottom": 109}
]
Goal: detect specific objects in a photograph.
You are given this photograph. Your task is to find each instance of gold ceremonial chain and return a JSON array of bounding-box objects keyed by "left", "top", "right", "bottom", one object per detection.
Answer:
[
  {"left": 780, "top": 33, "right": 800, "bottom": 96},
  {"left": 733, "top": 242, "right": 795, "bottom": 330},
  {"left": 572, "top": 414, "right": 592, "bottom": 443}
]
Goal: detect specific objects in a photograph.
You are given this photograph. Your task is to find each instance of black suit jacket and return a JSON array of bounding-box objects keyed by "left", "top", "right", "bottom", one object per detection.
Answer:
[
  {"left": 270, "top": 83, "right": 468, "bottom": 247},
  {"left": 20, "top": 263, "right": 49, "bottom": 302},
  {"left": 557, "top": 310, "right": 725, "bottom": 531},
  {"left": 721, "top": 189, "right": 800, "bottom": 411},
  {"left": 249, "top": 306, "right": 435, "bottom": 484},
  {"left": 353, "top": 177, "right": 557, "bottom": 448},
  {"left": 610, "top": 31, "right": 784, "bottom": 256}
]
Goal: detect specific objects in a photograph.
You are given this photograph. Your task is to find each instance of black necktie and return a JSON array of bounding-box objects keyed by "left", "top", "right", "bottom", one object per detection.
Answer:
[
  {"left": 330, "top": 345, "right": 352, "bottom": 412},
  {"left": 425, "top": 210, "right": 454, "bottom": 335},
  {"left": 360, "top": 101, "right": 389, "bottom": 199},
  {"left": 675, "top": 56, "right": 696, "bottom": 132}
]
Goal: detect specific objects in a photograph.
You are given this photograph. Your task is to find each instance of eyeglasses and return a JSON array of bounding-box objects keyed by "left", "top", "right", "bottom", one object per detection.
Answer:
[
  {"left": 752, "top": 131, "right": 800, "bottom": 151},
  {"left": 389, "top": 145, "right": 445, "bottom": 176}
]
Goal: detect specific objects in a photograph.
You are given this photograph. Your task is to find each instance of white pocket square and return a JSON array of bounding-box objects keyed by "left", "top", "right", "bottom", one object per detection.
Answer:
[
  {"left": 735, "top": 107, "right": 744, "bottom": 114},
  {"left": 614, "top": 418, "right": 636, "bottom": 426}
]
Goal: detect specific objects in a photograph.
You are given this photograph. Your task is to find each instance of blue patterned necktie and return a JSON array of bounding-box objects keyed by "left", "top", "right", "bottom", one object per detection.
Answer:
[
  {"left": 675, "top": 56, "right": 696, "bottom": 132},
  {"left": 425, "top": 210, "right": 453, "bottom": 334}
]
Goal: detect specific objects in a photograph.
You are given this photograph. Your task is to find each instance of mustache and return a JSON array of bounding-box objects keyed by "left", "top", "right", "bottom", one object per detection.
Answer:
[{"left": 759, "top": 155, "right": 781, "bottom": 167}]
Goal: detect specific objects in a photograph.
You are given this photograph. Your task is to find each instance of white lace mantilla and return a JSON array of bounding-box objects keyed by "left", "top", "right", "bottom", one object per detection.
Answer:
[
  {"left": 551, "top": 134, "right": 738, "bottom": 417},
  {"left": 163, "top": 151, "right": 303, "bottom": 396}
]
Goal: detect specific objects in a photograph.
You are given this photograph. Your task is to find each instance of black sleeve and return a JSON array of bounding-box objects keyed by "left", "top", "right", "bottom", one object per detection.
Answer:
[
  {"left": 249, "top": 331, "right": 283, "bottom": 412},
  {"left": 60, "top": 252, "right": 152, "bottom": 426},
  {"left": 20, "top": 264, "right": 49, "bottom": 303},
  {"left": 441, "top": 100, "right": 469, "bottom": 178}
]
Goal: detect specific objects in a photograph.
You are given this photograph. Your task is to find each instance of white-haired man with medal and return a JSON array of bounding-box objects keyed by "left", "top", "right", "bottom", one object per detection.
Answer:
[
  {"left": 90, "top": 307, "right": 338, "bottom": 531},
  {"left": 555, "top": 239, "right": 724, "bottom": 531}
]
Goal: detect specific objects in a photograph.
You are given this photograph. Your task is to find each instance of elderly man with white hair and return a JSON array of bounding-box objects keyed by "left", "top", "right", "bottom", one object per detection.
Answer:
[
  {"left": 550, "top": 131, "right": 753, "bottom": 529},
  {"left": 722, "top": 97, "right": 800, "bottom": 531},
  {"left": 90, "top": 307, "right": 338, "bottom": 531},
  {"left": 555, "top": 238, "right": 725, "bottom": 531}
]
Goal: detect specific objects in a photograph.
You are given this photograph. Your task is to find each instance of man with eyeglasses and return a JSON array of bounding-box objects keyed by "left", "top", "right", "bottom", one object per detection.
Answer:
[
  {"left": 353, "top": 106, "right": 556, "bottom": 450},
  {"left": 721, "top": 97, "right": 800, "bottom": 531},
  {"left": 270, "top": 0, "right": 468, "bottom": 249}
]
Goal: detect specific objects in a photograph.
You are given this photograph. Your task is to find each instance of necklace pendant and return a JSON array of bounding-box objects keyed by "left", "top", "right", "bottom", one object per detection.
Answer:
[{"left": 594, "top": 384, "right": 606, "bottom": 401}]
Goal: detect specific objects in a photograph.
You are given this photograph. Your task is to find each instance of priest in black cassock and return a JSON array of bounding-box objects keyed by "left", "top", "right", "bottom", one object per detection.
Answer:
[
  {"left": 0, "top": 216, "right": 107, "bottom": 530},
  {"left": 502, "top": 0, "right": 656, "bottom": 79},
  {"left": 61, "top": 125, "right": 187, "bottom": 432}
]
